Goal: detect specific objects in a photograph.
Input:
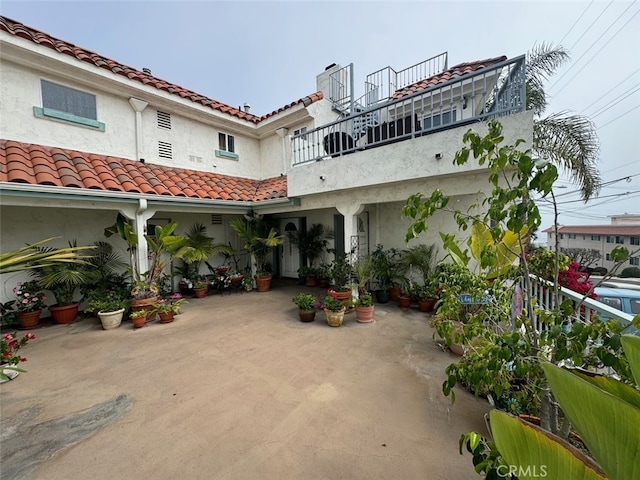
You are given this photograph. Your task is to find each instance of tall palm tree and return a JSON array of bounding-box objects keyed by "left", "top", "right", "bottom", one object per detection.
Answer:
[{"left": 527, "top": 43, "right": 601, "bottom": 201}]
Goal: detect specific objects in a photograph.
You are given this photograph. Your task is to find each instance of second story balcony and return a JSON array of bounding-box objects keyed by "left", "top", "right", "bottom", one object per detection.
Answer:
[{"left": 292, "top": 55, "right": 526, "bottom": 166}]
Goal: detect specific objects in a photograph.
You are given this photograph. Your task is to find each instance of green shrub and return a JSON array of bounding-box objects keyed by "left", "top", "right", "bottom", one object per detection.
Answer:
[{"left": 620, "top": 266, "right": 640, "bottom": 278}]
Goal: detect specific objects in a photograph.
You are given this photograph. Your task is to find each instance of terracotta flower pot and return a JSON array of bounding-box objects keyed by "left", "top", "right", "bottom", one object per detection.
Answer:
[
  {"left": 355, "top": 305, "right": 375, "bottom": 323},
  {"left": 255, "top": 274, "right": 272, "bottom": 292},
  {"left": 397, "top": 296, "right": 412, "bottom": 310},
  {"left": 158, "top": 311, "right": 175, "bottom": 323},
  {"left": 328, "top": 288, "right": 352, "bottom": 310},
  {"left": 305, "top": 274, "right": 318, "bottom": 287},
  {"left": 49, "top": 303, "right": 80, "bottom": 324},
  {"left": 131, "top": 315, "right": 147, "bottom": 328},
  {"left": 17, "top": 309, "right": 41, "bottom": 330},
  {"left": 418, "top": 298, "right": 437, "bottom": 312},
  {"left": 130, "top": 296, "right": 159, "bottom": 322},
  {"left": 193, "top": 288, "right": 208, "bottom": 298}
]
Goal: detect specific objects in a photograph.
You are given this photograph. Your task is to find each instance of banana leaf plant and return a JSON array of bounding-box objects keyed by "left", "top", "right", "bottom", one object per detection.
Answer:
[{"left": 463, "top": 333, "right": 640, "bottom": 480}]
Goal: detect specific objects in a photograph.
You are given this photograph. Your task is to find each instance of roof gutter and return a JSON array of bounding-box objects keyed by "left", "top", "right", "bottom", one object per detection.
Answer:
[{"left": 0, "top": 183, "right": 300, "bottom": 211}]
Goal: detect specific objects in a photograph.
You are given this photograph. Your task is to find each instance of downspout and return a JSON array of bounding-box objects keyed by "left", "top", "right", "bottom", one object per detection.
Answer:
[
  {"left": 120, "top": 198, "right": 156, "bottom": 278},
  {"left": 129, "top": 97, "right": 148, "bottom": 161},
  {"left": 276, "top": 127, "right": 289, "bottom": 175}
]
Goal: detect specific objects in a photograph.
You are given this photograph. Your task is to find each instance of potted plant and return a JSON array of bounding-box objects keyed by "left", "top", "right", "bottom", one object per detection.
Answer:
[
  {"left": 396, "top": 277, "right": 413, "bottom": 310},
  {"left": 318, "top": 293, "right": 346, "bottom": 327},
  {"left": 230, "top": 213, "right": 284, "bottom": 292},
  {"left": 153, "top": 295, "right": 187, "bottom": 323},
  {"left": 354, "top": 291, "right": 375, "bottom": 323},
  {"left": 87, "top": 288, "right": 128, "bottom": 330},
  {"left": 36, "top": 242, "right": 95, "bottom": 324},
  {"left": 328, "top": 254, "right": 353, "bottom": 308},
  {"left": 241, "top": 275, "right": 253, "bottom": 292},
  {"left": 292, "top": 292, "right": 317, "bottom": 322},
  {"left": 11, "top": 280, "right": 47, "bottom": 329},
  {"left": 130, "top": 309, "right": 148, "bottom": 328},
  {"left": 370, "top": 245, "right": 399, "bottom": 303},
  {"left": 288, "top": 224, "right": 333, "bottom": 287},
  {"left": 317, "top": 263, "right": 331, "bottom": 288},
  {"left": 414, "top": 280, "right": 439, "bottom": 313},
  {"left": 192, "top": 278, "right": 209, "bottom": 298},
  {"left": 1, "top": 332, "right": 36, "bottom": 382}
]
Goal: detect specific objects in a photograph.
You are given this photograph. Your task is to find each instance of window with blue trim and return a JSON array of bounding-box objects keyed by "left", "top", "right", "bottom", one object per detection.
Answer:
[
  {"left": 34, "top": 80, "right": 105, "bottom": 131},
  {"left": 215, "top": 132, "right": 238, "bottom": 160}
]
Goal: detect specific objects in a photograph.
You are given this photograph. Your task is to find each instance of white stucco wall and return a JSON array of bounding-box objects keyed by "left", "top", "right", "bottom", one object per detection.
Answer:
[
  {"left": 0, "top": 60, "right": 137, "bottom": 159},
  {"left": 287, "top": 111, "right": 533, "bottom": 198}
]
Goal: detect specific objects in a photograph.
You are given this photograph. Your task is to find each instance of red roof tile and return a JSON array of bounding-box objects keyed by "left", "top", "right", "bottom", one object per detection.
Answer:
[
  {"left": 0, "top": 139, "right": 288, "bottom": 203},
  {"left": 542, "top": 225, "right": 640, "bottom": 236},
  {"left": 0, "top": 16, "right": 323, "bottom": 123},
  {"left": 392, "top": 56, "right": 508, "bottom": 99}
]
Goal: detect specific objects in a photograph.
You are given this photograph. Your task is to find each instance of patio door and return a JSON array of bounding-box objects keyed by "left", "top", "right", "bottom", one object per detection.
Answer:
[{"left": 281, "top": 218, "right": 300, "bottom": 278}]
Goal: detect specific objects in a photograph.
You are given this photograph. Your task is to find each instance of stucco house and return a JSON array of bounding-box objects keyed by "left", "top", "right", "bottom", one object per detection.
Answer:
[
  {"left": 543, "top": 215, "right": 640, "bottom": 271},
  {"left": 0, "top": 15, "right": 533, "bottom": 304}
]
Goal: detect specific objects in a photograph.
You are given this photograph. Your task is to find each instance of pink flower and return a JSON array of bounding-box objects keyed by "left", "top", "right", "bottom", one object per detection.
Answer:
[
  {"left": 22, "top": 299, "right": 29, "bottom": 304},
  {"left": 24, "top": 293, "right": 30, "bottom": 297},
  {"left": 3, "top": 352, "right": 11, "bottom": 358},
  {"left": 25, "top": 333, "right": 35, "bottom": 340},
  {"left": 20, "top": 357, "right": 27, "bottom": 362},
  {"left": 3, "top": 334, "right": 13, "bottom": 340}
]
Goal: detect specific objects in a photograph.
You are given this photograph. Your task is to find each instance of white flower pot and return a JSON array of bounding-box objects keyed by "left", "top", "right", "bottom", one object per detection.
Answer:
[{"left": 98, "top": 308, "right": 125, "bottom": 330}]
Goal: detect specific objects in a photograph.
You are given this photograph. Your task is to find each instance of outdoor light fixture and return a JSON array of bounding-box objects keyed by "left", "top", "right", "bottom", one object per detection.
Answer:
[
  {"left": 462, "top": 96, "right": 468, "bottom": 109},
  {"left": 435, "top": 152, "right": 443, "bottom": 160},
  {"left": 320, "top": 175, "right": 326, "bottom": 180}
]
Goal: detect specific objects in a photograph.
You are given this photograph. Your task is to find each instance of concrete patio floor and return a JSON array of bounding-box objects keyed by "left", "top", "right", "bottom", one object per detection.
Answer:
[{"left": 1, "top": 279, "right": 491, "bottom": 480}]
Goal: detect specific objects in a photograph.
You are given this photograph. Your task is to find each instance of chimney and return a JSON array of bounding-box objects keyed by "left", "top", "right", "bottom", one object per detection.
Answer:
[
  {"left": 243, "top": 103, "right": 251, "bottom": 113},
  {"left": 316, "top": 63, "right": 342, "bottom": 100},
  {"left": 142, "top": 67, "right": 152, "bottom": 74}
]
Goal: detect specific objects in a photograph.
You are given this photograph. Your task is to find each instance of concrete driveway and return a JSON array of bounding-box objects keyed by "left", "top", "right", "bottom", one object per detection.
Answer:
[{"left": 1, "top": 279, "right": 490, "bottom": 480}]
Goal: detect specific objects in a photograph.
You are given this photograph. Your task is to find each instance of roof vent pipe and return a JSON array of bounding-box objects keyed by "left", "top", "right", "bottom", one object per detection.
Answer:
[
  {"left": 142, "top": 67, "right": 152, "bottom": 74},
  {"left": 243, "top": 103, "right": 251, "bottom": 113}
]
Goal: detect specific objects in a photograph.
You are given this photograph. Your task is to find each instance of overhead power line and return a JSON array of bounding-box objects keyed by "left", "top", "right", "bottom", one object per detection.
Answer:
[
  {"left": 598, "top": 104, "right": 640, "bottom": 129},
  {"left": 550, "top": 3, "right": 639, "bottom": 96},
  {"left": 558, "top": 0, "right": 596, "bottom": 46},
  {"left": 590, "top": 85, "right": 640, "bottom": 118},
  {"left": 581, "top": 69, "right": 640, "bottom": 114}
]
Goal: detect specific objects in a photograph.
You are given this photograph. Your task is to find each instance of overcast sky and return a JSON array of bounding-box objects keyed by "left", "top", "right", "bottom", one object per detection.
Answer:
[{"left": 2, "top": 0, "right": 639, "bottom": 232}]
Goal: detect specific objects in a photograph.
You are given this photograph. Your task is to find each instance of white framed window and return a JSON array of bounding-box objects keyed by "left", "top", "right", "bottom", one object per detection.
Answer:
[
  {"left": 216, "top": 132, "right": 238, "bottom": 160},
  {"left": 630, "top": 257, "right": 640, "bottom": 266},
  {"left": 422, "top": 109, "right": 457, "bottom": 130},
  {"left": 630, "top": 236, "right": 640, "bottom": 246},
  {"left": 293, "top": 127, "right": 307, "bottom": 140},
  {"left": 34, "top": 79, "right": 104, "bottom": 130},
  {"left": 568, "top": 233, "right": 576, "bottom": 239},
  {"left": 591, "top": 235, "right": 601, "bottom": 241},
  {"left": 218, "top": 133, "right": 235, "bottom": 153}
]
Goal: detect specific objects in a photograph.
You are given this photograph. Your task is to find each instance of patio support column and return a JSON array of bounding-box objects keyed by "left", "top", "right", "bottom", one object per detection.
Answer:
[{"left": 336, "top": 203, "right": 365, "bottom": 262}]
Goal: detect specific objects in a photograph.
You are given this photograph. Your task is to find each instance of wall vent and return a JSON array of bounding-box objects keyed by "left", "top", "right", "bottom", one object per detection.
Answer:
[
  {"left": 211, "top": 214, "right": 223, "bottom": 225},
  {"left": 157, "top": 110, "right": 171, "bottom": 129},
  {"left": 158, "top": 141, "right": 173, "bottom": 159},
  {"left": 189, "top": 155, "right": 203, "bottom": 164}
]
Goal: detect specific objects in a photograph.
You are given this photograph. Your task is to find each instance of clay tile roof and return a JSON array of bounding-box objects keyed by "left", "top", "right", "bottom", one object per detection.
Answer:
[
  {"left": 391, "top": 56, "right": 508, "bottom": 100},
  {"left": 0, "top": 139, "right": 288, "bottom": 203},
  {"left": 0, "top": 16, "right": 323, "bottom": 123}
]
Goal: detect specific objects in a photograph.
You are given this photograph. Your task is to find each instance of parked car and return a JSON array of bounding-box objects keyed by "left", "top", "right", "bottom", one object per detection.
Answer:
[{"left": 593, "top": 287, "right": 640, "bottom": 334}]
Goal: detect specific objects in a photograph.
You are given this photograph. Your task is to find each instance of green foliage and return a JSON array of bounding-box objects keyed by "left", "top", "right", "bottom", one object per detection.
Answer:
[
  {"left": 174, "top": 223, "right": 232, "bottom": 277},
  {"left": 527, "top": 248, "right": 569, "bottom": 280},
  {"left": 355, "top": 292, "right": 374, "bottom": 307},
  {"left": 369, "top": 245, "right": 402, "bottom": 291},
  {"left": 229, "top": 214, "right": 283, "bottom": 274},
  {"left": 292, "top": 293, "right": 316, "bottom": 311},
  {"left": 485, "top": 335, "right": 640, "bottom": 480},
  {"left": 329, "top": 254, "right": 353, "bottom": 290},
  {"left": 288, "top": 224, "right": 333, "bottom": 268},
  {"left": 620, "top": 266, "right": 640, "bottom": 278},
  {"left": 0, "top": 237, "right": 93, "bottom": 274}
]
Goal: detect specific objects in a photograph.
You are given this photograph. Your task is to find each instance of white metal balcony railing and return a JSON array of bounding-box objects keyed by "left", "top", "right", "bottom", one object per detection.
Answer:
[
  {"left": 527, "top": 274, "right": 636, "bottom": 335},
  {"left": 292, "top": 55, "right": 526, "bottom": 166}
]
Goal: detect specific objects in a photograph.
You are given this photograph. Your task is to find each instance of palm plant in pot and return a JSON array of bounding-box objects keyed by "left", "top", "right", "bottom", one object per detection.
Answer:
[
  {"left": 230, "top": 213, "right": 284, "bottom": 292},
  {"left": 174, "top": 223, "right": 232, "bottom": 292},
  {"left": 288, "top": 223, "right": 333, "bottom": 287},
  {"left": 370, "top": 245, "right": 401, "bottom": 304},
  {"left": 35, "top": 242, "right": 96, "bottom": 324},
  {"left": 292, "top": 292, "right": 317, "bottom": 322}
]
